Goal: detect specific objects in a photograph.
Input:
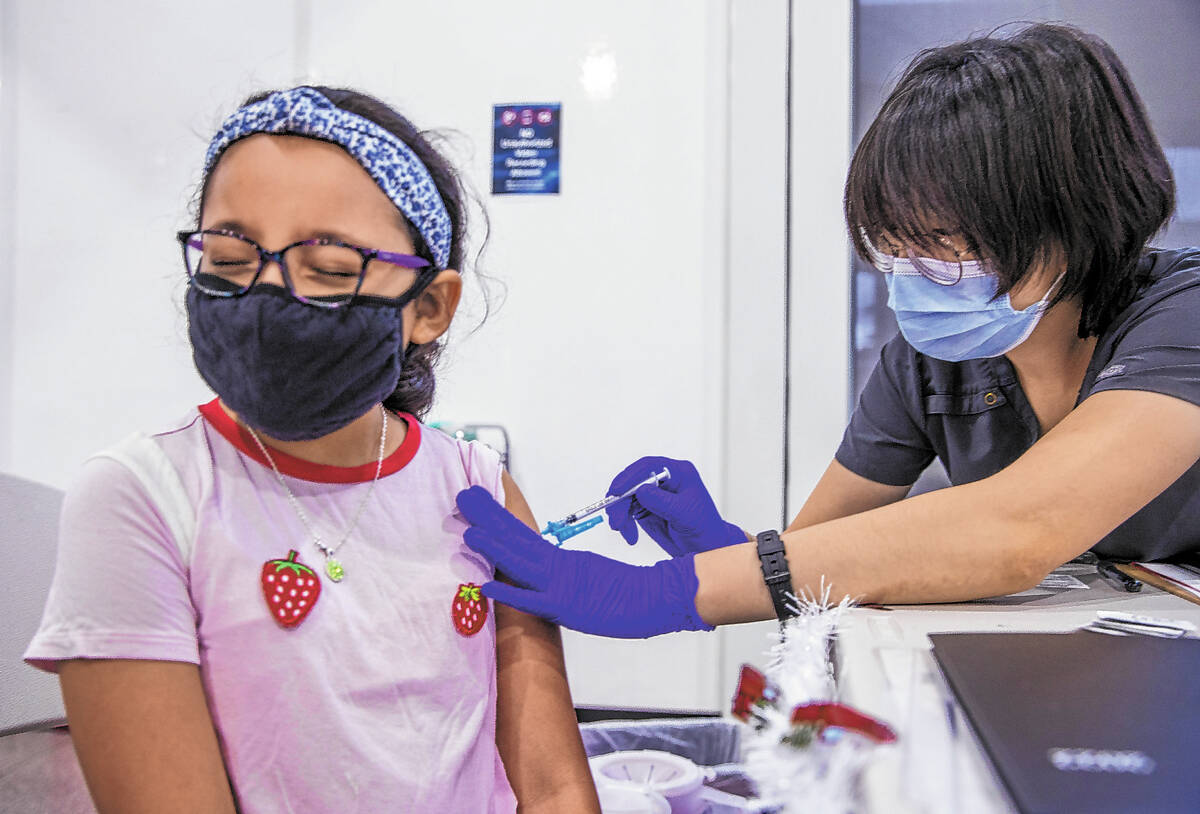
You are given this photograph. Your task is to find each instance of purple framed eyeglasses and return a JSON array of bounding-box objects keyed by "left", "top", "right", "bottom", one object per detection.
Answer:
[{"left": 177, "top": 229, "right": 435, "bottom": 309}]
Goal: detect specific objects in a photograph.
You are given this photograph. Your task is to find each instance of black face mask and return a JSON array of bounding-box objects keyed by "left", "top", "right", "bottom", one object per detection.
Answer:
[{"left": 186, "top": 280, "right": 432, "bottom": 441}]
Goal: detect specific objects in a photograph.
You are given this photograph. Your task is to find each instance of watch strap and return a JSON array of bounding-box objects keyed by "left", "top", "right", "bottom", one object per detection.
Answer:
[{"left": 756, "top": 529, "right": 793, "bottom": 621}]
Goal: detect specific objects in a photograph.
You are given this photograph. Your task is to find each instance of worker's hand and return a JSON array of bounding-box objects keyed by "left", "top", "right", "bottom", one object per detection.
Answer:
[
  {"left": 456, "top": 486, "right": 713, "bottom": 638},
  {"left": 605, "top": 456, "right": 747, "bottom": 555}
]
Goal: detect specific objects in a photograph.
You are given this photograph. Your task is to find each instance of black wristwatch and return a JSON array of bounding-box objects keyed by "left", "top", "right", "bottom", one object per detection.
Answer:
[{"left": 756, "top": 529, "right": 794, "bottom": 622}]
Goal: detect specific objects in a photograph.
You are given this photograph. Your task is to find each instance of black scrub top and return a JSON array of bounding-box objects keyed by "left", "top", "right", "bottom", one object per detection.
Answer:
[{"left": 836, "top": 247, "right": 1200, "bottom": 562}]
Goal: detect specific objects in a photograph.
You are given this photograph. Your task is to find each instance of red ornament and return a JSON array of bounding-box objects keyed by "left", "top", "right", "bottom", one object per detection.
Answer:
[
  {"left": 261, "top": 550, "right": 321, "bottom": 628},
  {"left": 732, "top": 663, "right": 773, "bottom": 722},
  {"left": 790, "top": 702, "right": 897, "bottom": 744},
  {"left": 452, "top": 583, "right": 489, "bottom": 636},
  {"left": 731, "top": 663, "right": 896, "bottom": 745}
]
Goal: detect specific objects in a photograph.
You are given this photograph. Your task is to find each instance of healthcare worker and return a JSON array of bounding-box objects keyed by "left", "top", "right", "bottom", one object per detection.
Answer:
[{"left": 456, "top": 22, "right": 1200, "bottom": 637}]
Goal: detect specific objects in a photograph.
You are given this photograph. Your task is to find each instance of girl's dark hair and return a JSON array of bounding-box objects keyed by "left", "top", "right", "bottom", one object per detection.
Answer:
[
  {"left": 845, "top": 23, "right": 1175, "bottom": 337},
  {"left": 199, "top": 86, "right": 476, "bottom": 418}
]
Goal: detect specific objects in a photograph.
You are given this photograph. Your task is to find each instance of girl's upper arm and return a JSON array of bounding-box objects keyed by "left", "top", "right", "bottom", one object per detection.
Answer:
[
  {"left": 59, "top": 659, "right": 236, "bottom": 814},
  {"left": 26, "top": 458, "right": 229, "bottom": 811},
  {"left": 499, "top": 469, "right": 538, "bottom": 535},
  {"left": 493, "top": 471, "right": 600, "bottom": 813},
  {"left": 786, "top": 459, "right": 912, "bottom": 532}
]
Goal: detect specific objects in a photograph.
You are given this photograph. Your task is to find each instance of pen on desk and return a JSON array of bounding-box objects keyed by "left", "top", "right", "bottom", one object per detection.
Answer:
[{"left": 1097, "top": 561, "right": 1142, "bottom": 593}]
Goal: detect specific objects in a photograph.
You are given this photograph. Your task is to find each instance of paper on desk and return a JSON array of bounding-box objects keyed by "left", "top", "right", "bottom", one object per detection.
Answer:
[
  {"left": 1006, "top": 572, "right": 1089, "bottom": 597},
  {"left": 1035, "top": 573, "right": 1089, "bottom": 589},
  {"left": 1136, "top": 562, "right": 1200, "bottom": 600}
]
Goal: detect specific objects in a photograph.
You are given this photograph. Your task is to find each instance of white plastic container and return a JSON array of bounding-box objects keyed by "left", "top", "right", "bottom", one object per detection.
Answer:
[
  {"left": 589, "top": 750, "right": 707, "bottom": 814},
  {"left": 596, "top": 784, "right": 672, "bottom": 814}
]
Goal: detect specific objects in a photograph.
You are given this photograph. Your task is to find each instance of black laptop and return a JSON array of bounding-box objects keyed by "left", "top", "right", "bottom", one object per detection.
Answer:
[{"left": 929, "top": 630, "right": 1200, "bottom": 814}]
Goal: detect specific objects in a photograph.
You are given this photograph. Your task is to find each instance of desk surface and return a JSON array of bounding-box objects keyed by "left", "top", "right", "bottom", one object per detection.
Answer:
[{"left": 834, "top": 564, "right": 1200, "bottom": 814}]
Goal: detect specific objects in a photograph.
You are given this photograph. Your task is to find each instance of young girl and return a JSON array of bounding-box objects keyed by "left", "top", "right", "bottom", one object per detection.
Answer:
[{"left": 25, "top": 86, "right": 600, "bottom": 813}]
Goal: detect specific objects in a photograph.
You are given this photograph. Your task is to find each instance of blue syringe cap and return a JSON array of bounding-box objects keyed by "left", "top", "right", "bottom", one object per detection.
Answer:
[{"left": 542, "top": 515, "right": 603, "bottom": 546}]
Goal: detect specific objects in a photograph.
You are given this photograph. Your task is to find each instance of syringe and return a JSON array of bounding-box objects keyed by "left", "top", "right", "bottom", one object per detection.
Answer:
[{"left": 541, "top": 467, "right": 671, "bottom": 544}]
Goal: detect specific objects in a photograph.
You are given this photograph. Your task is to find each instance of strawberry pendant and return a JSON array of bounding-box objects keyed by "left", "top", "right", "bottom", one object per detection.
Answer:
[
  {"left": 452, "top": 583, "right": 488, "bottom": 637},
  {"left": 261, "top": 550, "right": 321, "bottom": 628}
]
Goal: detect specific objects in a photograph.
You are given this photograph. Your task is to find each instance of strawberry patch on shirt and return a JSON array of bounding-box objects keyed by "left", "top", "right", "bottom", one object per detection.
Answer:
[
  {"left": 262, "top": 550, "right": 321, "bottom": 628},
  {"left": 452, "top": 583, "right": 488, "bottom": 636}
]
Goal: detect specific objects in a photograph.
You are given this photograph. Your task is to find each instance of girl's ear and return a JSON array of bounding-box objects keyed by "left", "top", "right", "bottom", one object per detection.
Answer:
[{"left": 408, "top": 269, "right": 463, "bottom": 345}]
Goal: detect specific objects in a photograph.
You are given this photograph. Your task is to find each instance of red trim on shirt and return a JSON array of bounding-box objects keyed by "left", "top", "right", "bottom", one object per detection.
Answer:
[{"left": 198, "top": 398, "right": 421, "bottom": 483}]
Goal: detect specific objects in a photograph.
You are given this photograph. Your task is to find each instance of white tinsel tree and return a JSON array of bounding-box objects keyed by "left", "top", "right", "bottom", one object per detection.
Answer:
[{"left": 739, "top": 584, "right": 895, "bottom": 814}]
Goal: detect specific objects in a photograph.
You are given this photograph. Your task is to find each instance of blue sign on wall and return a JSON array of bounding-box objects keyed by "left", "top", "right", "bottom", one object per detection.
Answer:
[{"left": 492, "top": 103, "right": 561, "bottom": 195}]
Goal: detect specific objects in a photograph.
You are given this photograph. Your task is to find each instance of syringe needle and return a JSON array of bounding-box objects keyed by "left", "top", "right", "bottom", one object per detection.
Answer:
[{"left": 553, "top": 468, "right": 671, "bottom": 528}]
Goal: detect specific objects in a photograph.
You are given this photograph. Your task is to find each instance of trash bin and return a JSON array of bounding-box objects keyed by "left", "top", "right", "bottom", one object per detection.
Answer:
[{"left": 580, "top": 718, "right": 779, "bottom": 814}]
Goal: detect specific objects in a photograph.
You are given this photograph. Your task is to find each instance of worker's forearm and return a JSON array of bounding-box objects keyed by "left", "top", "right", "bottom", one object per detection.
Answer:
[
  {"left": 695, "top": 392, "right": 1200, "bottom": 622},
  {"left": 693, "top": 479, "right": 1047, "bottom": 624}
]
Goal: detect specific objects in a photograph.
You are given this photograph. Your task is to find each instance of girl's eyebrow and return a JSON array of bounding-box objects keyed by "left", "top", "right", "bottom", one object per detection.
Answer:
[
  {"left": 206, "top": 219, "right": 250, "bottom": 235},
  {"left": 307, "top": 230, "right": 365, "bottom": 245},
  {"left": 204, "top": 221, "right": 376, "bottom": 248}
]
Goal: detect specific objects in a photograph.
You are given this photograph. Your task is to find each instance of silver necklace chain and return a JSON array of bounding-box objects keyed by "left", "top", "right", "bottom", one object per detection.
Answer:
[{"left": 244, "top": 407, "right": 388, "bottom": 582}]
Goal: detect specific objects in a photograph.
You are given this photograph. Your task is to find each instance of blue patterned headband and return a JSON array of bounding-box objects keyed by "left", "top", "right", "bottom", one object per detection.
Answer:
[{"left": 204, "top": 87, "right": 453, "bottom": 269}]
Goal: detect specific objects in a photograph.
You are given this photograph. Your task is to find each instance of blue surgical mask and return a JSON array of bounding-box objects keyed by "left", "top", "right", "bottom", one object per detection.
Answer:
[{"left": 884, "top": 257, "right": 1064, "bottom": 362}]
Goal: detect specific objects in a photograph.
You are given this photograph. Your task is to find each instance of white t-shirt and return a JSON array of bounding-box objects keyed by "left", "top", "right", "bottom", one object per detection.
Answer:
[{"left": 26, "top": 399, "right": 517, "bottom": 813}]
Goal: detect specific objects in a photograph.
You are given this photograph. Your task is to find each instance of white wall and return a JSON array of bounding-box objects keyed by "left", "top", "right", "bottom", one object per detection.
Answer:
[
  {"left": 1, "top": 0, "right": 853, "bottom": 712},
  {"left": 5, "top": 1, "right": 297, "bottom": 487},
  {"left": 787, "top": 1, "right": 854, "bottom": 515},
  {"left": 0, "top": 0, "right": 16, "bottom": 471}
]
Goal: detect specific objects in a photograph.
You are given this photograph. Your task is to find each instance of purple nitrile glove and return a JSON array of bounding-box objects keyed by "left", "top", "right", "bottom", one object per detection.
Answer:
[
  {"left": 606, "top": 456, "right": 747, "bottom": 555},
  {"left": 455, "top": 486, "right": 714, "bottom": 639}
]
